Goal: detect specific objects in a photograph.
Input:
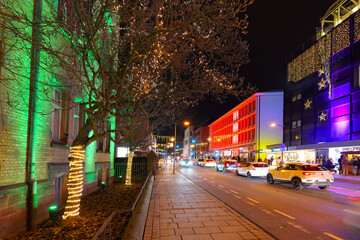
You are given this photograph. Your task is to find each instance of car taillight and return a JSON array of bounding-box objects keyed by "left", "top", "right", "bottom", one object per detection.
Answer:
[
  {"left": 302, "top": 172, "right": 315, "bottom": 176},
  {"left": 226, "top": 163, "right": 229, "bottom": 167}
]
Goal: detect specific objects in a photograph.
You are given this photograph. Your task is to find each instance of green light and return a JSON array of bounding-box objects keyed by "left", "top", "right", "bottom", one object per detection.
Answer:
[
  {"left": 49, "top": 205, "right": 58, "bottom": 210},
  {"left": 119, "top": 175, "right": 122, "bottom": 179},
  {"left": 101, "top": 181, "right": 105, "bottom": 185}
]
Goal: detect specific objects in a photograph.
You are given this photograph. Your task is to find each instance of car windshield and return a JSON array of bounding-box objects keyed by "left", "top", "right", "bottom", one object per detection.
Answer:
[
  {"left": 300, "top": 165, "right": 326, "bottom": 171},
  {"left": 253, "top": 163, "right": 268, "bottom": 167}
]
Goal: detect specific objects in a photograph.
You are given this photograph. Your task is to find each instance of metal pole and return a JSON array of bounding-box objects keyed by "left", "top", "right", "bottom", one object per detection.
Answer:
[{"left": 173, "top": 124, "right": 176, "bottom": 174}]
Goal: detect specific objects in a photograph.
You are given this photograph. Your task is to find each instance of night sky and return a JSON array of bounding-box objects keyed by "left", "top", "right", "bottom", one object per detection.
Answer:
[{"left": 189, "top": 0, "right": 333, "bottom": 128}]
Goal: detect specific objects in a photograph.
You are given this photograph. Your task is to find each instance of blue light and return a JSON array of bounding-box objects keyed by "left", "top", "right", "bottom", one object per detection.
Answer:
[
  {"left": 191, "top": 152, "right": 194, "bottom": 156},
  {"left": 176, "top": 145, "right": 180, "bottom": 149},
  {"left": 191, "top": 139, "right": 196, "bottom": 143}
]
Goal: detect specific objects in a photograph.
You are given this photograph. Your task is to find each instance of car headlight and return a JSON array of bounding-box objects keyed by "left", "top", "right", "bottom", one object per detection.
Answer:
[{"left": 188, "top": 161, "right": 193, "bottom": 165}]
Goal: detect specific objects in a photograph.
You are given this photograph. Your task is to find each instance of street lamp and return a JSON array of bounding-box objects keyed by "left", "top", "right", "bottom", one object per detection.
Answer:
[
  {"left": 173, "top": 121, "right": 190, "bottom": 174},
  {"left": 270, "top": 122, "right": 285, "bottom": 165}
]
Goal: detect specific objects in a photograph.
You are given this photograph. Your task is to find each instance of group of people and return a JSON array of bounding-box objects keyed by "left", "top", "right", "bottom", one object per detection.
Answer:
[{"left": 338, "top": 154, "right": 360, "bottom": 176}]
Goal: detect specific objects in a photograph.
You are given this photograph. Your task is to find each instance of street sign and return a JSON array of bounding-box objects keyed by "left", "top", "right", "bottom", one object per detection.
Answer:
[{"left": 280, "top": 143, "right": 286, "bottom": 151}]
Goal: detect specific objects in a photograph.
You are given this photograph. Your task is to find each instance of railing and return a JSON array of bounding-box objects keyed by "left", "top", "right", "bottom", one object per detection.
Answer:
[
  {"left": 92, "top": 171, "right": 153, "bottom": 240},
  {"left": 114, "top": 162, "right": 148, "bottom": 177}
]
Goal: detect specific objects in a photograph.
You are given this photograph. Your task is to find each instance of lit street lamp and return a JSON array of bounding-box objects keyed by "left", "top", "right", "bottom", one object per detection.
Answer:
[{"left": 270, "top": 122, "right": 285, "bottom": 164}]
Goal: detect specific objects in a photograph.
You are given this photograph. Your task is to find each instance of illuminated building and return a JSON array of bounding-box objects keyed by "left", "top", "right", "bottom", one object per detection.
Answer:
[
  {"left": 285, "top": 0, "right": 360, "bottom": 162},
  {"left": 183, "top": 126, "right": 195, "bottom": 159},
  {"left": 208, "top": 92, "right": 283, "bottom": 161},
  {"left": 193, "top": 127, "right": 210, "bottom": 159}
]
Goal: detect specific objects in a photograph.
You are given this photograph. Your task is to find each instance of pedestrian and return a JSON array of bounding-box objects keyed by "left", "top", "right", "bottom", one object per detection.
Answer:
[
  {"left": 269, "top": 156, "right": 274, "bottom": 166},
  {"left": 276, "top": 156, "right": 281, "bottom": 167},
  {"left": 342, "top": 155, "right": 350, "bottom": 176},
  {"left": 350, "top": 156, "right": 358, "bottom": 176},
  {"left": 338, "top": 155, "right": 343, "bottom": 175}
]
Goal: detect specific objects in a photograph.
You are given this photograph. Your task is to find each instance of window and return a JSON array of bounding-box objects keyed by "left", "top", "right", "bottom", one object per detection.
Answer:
[
  {"left": 297, "top": 120, "right": 301, "bottom": 128},
  {"left": 232, "top": 135, "right": 238, "bottom": 144},
  {"left": 292, "top": 96, "right": 297, "bottom": 102},
  {"left": 51, "top": 89, "right": 62, "bottom": 141},
  {"left": 292, "top": 121, "right": 296, "bottom": 129},
  {"left": 355, "top": 65, "right": 360, "bottom": 88},
  {"left": 297, "top": 93, "right": 301, "bottom": 100},
  {"left": 233, "top": 122, "right": 238, "bottom": 133},
  {"left": 73, "top": 103, "right": 80, "bottom": 137},
  {"left": 233, "top": 111, "right": 239, "bottom": 121},
  {"left": 292, "top": 93, "right": 301, "bottom": 102}
]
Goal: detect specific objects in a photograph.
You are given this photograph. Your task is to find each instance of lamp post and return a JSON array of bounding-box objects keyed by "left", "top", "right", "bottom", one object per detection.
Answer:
[
  {"left": 173, "top": 121, "right": 190, "bottom": 174},
  {"left": 270, "top": 122, "right": 285, "bottom": 165}
]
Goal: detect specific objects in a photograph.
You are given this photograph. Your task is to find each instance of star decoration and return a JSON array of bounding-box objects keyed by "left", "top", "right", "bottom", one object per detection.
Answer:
[
  {"left": 319, "top": 112, "right": 327, "bottom": 121},
  {"left": 304, "top": 99, "right": 312, "bottom": 109},
  {"left": 318, "top": 78, "right": 328, "bottom": 90},
  {"left": 318, "top": 69, "right": 324, "bottom": 76}
]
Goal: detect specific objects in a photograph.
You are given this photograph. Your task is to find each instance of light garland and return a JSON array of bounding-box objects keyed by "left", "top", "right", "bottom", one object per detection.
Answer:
[
  {"left": 125, "top": 151, "right": 134, "bottom": 185},
  {"left": 63, "top": 146, "right": 85, "bottom": 219}
]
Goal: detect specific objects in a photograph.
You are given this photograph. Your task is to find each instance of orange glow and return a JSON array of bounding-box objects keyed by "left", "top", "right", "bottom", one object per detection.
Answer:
[
  {"left": 184, "top": 121, "right": 190, "bottom": 126},
  {"left": 270, "top": 123, "right": 276, "bottom": 127}
]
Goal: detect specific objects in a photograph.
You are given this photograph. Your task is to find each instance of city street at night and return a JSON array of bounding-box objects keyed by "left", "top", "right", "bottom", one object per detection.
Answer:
[{"left": 178, "top": 165, "right": 360, "bottom": 240}]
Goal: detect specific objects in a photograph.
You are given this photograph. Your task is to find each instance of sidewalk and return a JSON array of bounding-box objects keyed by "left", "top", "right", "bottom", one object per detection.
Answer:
[
  {"left": 333, "top": 172, "right": 360, "bottom": 183},
  {"left": 144, "top": 165, "right": 272, "bottom": 240}
]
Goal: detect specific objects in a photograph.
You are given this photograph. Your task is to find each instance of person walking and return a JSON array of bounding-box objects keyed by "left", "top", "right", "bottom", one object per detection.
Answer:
[
  {"left": 350, "top": 156, "right": 358, "bottom": 176},
  {"left": 338, "top": 155, "right": 343, "bottom": 175},
  {"left": 342, "top": 155, "right": 350, "bottom": 176}
]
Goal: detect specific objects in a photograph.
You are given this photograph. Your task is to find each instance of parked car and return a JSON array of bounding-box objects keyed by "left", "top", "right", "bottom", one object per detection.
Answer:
[
  {"left": 194, "top": 158, "right": 205, "bottom": 166},
  {"left": 179, "top": 159, "right": 193, "bottom": 167},
  {"left": 216, "top": 160, "right": 238, "bottom": 172},
  {"left": 266, "top": 163, "right": 334, "bottom": 190},
  {"left": 235, "top": 162, "right": 269, "bottom": 178},
  {"left": 201, "top": 159, "right": 217, "bottom": 168}
]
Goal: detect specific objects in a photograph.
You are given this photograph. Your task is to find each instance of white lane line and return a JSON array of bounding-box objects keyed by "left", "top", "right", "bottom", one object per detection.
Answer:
[
  {"left": 230, "top": 190, "right": 239, "bottom": 195},
  {"left": 287, "top": 222, "right": 310, "bottom": 234},
  {"left": 218, "top": 185, "right": 224, "bottom": 188},
  {"left": 210, "top": 181, "right": 215, "bottom": 183},
  {"left": 261, "top": 208, "right": 274, "bottom": 215},
  {"left": 273, "top": 209, "right": 296, "bottom": 220},
  {"left": 235, "top": 196, "right": 242, "bottom": 200},
  {"left": 323, "top": 232, "right": 344, "bottom": 240},
  {"left": 246, "top": 197, "right": 259, "bottom": 204},
  {"left": 246, "top": 201, "right": 256, "bottom": 206}
]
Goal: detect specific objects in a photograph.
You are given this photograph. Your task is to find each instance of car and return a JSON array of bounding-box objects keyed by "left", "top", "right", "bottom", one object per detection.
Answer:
[
  {"left": 216, "top": 160, "right": 238, "bottom": 172},
  {"left": 266, "top": 163, "right": 334, "bottom": 190},
  {"left": 179, "top": 159, "right": 193, "bottom": 167},
  {"left": 194, "top": 158, "right": 205, "bottom": 166},
  {"left": 235, "top": 162, "right": 269, "bottom": 178},
  {"left": 201, "top": 159, "right": 217, "bottom": 168}
]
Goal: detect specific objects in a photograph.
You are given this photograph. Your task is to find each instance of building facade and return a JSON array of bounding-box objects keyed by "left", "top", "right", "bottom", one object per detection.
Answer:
[
  {"left": 285, "top": 0, "right": 360, "bottom": 163},
  {"left": 208, "top": 92, "right": 283, "bottom": 161},
  {"left": 0, "top": 1, "right": 114, "bottom": 237},
  {"left": 193, "top": 127, "right": 210, "bottom": 159},
  {"left": 183, "top": 126, "right": 194, "bottom": 159}
]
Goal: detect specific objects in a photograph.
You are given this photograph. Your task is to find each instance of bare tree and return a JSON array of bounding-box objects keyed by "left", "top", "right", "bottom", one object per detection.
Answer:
[{"left": 0, "top": 0, "right": 254, "bottom": 221}]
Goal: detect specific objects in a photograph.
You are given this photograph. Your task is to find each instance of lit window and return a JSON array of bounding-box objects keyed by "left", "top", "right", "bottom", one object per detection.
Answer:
[
  {"left": 232, "top": 135, "right": 238, "bottom": 144},
  {"left": 292, "top": 96, "right": 297, "bottom": 102},
  {"left": 292, "top": 121, "right": 296, "bottom": 129},
  {"left": 233, "top": 111, "right": 239, "bottom": 121},
  {"left": 297, "top": 120, "right": 301, "bottom": 127},
  {"left": 51, "top": 89, "right": 62, "bottom": 141},
  {"left": 297, "top": 94, "right": 301, "bottom": 100},
  {"left": 233, "top": 122, "right": 238, "bottom": 133}
]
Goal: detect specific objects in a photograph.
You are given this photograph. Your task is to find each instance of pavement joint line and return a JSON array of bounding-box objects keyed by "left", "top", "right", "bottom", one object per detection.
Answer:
[
  {"left": 230, "top": 190, "right": 239, "bottom": 194},
  {"left": 177, "top": 169, "right": 276, "bottom": 240},
  {"left": 287, "top": 221, "right": 310, "bottom": 234},
  {"left": 273, "top": 209, "right": 296, "bottom": 220},
  {"left": 323, "top": 232, "right": 344, "bottom": 240},
  {"left": 246, "top": 197, "right": 259, "bottom": 204}
]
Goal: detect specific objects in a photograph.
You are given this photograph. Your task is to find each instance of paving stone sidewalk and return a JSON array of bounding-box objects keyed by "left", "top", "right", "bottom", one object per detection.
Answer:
[{"left": 144, "top": 165, "right": 272, "bottom": 240}]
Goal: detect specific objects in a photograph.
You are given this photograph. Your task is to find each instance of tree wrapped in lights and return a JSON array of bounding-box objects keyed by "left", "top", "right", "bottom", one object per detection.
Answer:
[{"left": 1, "top": 0, "right": 254, "bottom": 220}]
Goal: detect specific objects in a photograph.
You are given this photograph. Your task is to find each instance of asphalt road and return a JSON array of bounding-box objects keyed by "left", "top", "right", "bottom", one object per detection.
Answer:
[{"left": 177, "top": 165, "right": 360, "bottom": 240}]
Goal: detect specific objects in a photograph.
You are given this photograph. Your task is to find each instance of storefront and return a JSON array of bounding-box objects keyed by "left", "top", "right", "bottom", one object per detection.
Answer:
[
  {"left": 283, "top": 149, "right": 316, "bottom": 164},
  {"left": 329, "top": 146, "right": 360, "bottom": 162}
]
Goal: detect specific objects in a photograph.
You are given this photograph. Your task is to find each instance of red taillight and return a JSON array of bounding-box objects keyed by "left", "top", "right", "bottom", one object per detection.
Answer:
[
  {"left": 226, "top": 163, "right": 229, "bottom": 167},
  {"left": 302, "top": 172, "right": 315, "bottom": 176}
]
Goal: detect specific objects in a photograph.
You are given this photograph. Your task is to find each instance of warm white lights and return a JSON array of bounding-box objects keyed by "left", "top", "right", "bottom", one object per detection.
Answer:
[
  {"left": 63, "top": 146, "right": 85, "bottom": 219},
  {"left": 125, "top": 151, "right": 134, "bottom": 185}
]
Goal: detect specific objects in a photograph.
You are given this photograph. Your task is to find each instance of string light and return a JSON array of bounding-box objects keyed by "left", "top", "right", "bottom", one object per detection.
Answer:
[
  {"left": 125, "top": 151, "right": 133, "bottom": 185},
  {"left": 63, "top": 146, "right": 85, "bottom": 219}
]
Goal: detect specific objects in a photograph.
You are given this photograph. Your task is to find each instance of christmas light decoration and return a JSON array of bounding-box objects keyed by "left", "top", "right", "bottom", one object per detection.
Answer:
[
  {"left": 63, "top": 146, "right": 85, "bottom": 219},
  {"left": 125, "top": 151, "right": 133, "bottom": 185},
  {"left": 318, "top": 78, "right": 328, "bottom": 90},
  {"left": 304, "top": 99, "right": 312, "bottom": 109},
  {"left": 319, "top": 112, "right": 327, "bottom": 121}
]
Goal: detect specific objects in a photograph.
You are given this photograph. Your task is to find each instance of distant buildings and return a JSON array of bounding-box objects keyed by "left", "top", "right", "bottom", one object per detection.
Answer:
[
  {"left": 193, "top": 127, "right": 210, "bottom": 159},
  {"left": 208, "top": 92, "right": 283, "bottom": 161}
]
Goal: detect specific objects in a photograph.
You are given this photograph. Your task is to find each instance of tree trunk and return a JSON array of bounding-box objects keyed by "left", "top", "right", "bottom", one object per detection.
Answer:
[
  {"left": 125, "top": 151, "right": 134, "bottom": 185},
  {"left": 62, "top": 145, "right": 85, "bottom": 219}
]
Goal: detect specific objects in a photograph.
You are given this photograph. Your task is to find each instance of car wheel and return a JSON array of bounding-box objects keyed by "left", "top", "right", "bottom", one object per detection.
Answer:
[
  {"left": 318, "top": 186, "right": 329, "bottom": 190},
  {"left": 292, "top": 178, "right": 303, "bottom": 190},
  {"left": 266, "top": 174, "right": 274, "bottom": 184},
  {"left": 247, "top": 172, "right": 251, "bottom": 178}
]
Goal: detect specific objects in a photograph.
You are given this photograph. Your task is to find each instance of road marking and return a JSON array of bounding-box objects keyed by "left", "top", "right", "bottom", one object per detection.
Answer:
[
  {"left": 287, "top": 222, "right": 310, "bottom": 234},
  {"left": 246, "top": 201, "right": 256, "bottom": 206},
  {"left": 210, "top": 181, "right": 215, "bottom": 183},
  {"left": 323, "top": 232, "right": 343, "bottom": 240},
  {"left": 218, "top": 185, "right": 224, "bottom": 188},
  {"left": 211, "top": 177, "right": 215, "bottom": 178},
  {"left": 235, "top": 196, "right": 242, "bottom": 200},
  {"left": 261, "top": 208, "right": 273, "bottom": 215},
  {"left": 246, "top": 197, "right": 259, "bottom": 204},
  {"left": 203, "top": 178, "right": 208, "bottom": 180},
  {"left": 225, "top": 190, "right": 230, "bottom": 193},
  {"left": 273, "top": 209, "right": 296, "bottom": 219},
  {"left": 230, "top": 190, "right": 239, "bottom": 195},
  {"left": 217, "top": 187, "right": 222, "bottom": 190}
]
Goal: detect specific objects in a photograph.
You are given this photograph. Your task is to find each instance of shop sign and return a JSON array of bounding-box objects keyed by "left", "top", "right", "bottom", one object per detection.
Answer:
[{"left": 224, "top": 150, "right": 232, "bottom": 156}]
